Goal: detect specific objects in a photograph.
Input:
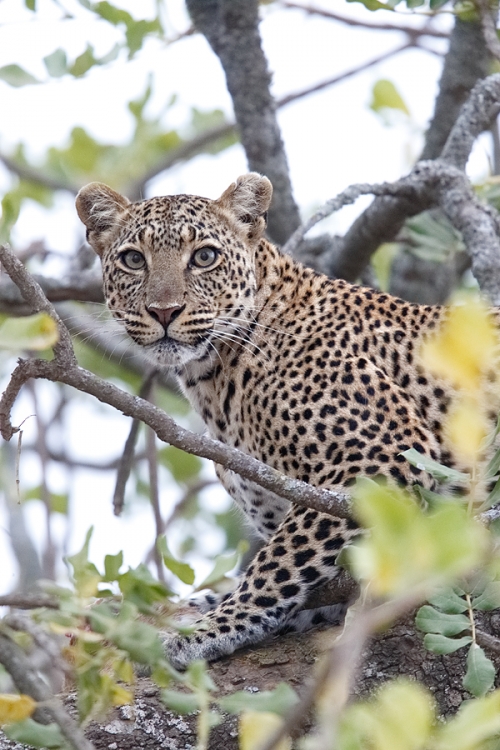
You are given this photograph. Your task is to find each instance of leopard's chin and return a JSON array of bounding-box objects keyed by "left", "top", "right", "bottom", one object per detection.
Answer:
[{"left": 142, "top": 337, "right": 210, "bottom": 369}]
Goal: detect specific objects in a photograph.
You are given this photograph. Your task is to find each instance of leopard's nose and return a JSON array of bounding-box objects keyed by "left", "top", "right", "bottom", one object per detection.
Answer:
[{"left": 147, "top": 303, "right": 185, "bottom": 331}]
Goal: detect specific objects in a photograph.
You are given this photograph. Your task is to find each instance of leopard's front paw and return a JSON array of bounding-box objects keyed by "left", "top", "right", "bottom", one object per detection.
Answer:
[
  {"left": 162, "top": 627, "right": 242, "bottom": 669},
  {"left": 162, "top": 633, "right": 200, "bottom": 671}
]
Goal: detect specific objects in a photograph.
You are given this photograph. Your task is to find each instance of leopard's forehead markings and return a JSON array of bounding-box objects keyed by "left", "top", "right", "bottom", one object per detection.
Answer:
[{"left": 119, "top": 194, "right": 221, "bottom": 250}]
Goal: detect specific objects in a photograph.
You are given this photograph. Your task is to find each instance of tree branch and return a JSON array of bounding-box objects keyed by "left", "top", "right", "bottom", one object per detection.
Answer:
[
  {"left": 331, "top": 16, "right": 492, "bottom": 282},
  {"left": 0, "top": 245, "right": 351, "bottom": 521},
  {"left": 0, "top": 154, "right": 78, "bottom": 195},
  {"left": 441, "top": 70, "right": 500, "bottom": 169},
  {"left": 475, "top": 0, "right": 500, "bottom": 64},
  {"left": 0, "top": 267, "right": 104, "bottom": 315},
  {"left": 186, "top": 0, "right": 301, "bottom": 245},
  {"left": 280, "top": 1, "right": 450, "bottom": 39},
  {"left": 283, "top": 160, "right": 500, "bottom": 303}
]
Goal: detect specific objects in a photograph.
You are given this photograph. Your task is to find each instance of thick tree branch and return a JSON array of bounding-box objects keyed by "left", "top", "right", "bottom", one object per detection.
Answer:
[
  {"left": 284, "top": 160, "right": 500, "bottom": 303},
  {"left": 441, "top": 69, "right": 500, "bottom": 169},
  {"left": 186, "top": 0, "right": 301, "bottom": 246},
  {"left": 0, "top": 245, "right": 351, "bottom": 521},
  {"left": 331, "top": 17, "right": 492, "bottom": 282}
]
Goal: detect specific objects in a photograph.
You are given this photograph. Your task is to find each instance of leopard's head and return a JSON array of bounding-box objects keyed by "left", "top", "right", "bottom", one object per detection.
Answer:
[{"left": 76, "top": 174, "right": 272, "bottom": 367}]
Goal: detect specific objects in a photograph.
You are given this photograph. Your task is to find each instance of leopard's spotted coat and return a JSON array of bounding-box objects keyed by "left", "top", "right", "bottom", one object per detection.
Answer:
[{"left": 77, "top": 173, "right": 480, "bottom": 668}]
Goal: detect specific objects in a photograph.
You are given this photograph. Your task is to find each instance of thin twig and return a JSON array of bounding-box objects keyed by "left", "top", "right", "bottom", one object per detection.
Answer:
[
  {"left": 476, "top": 628, "right": 500, "bottom": 655},
  {"left": 280, "top": 1, "right": 450, "bottom": 38},
  {"left": 113, "top": 371, "right": 157, "bottom": 516},
  {"left": 145, "top": 389, "right": 167, "bottom": 582},
  {"left": 277, "top": 42, "right": 414, "bottom": 108},
  {"left": 27, "top": 380, "right": 56, "bottom": 580}
]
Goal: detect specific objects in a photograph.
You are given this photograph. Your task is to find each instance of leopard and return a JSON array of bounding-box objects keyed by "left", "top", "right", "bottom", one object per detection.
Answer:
[{"left": 76, "top": 172, "right": 480, "bottom": 669}]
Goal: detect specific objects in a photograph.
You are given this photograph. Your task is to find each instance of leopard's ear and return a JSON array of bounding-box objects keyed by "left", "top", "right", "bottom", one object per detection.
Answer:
[
  {"left": 217, "top": 173, "right": 273, "bottom": 240},
  {"left": 76, "top": 182, "right": 130, "bottom": 257}
]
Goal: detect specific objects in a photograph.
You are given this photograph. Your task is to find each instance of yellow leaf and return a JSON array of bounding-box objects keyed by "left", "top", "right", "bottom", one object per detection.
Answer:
[
  {"left": 350, "top": 480, "right": 485, "bottom": 596},
  {"left": 111, "top": 684, "right": 133, "bottom": 707},
  {"left": 339, "top": 680, "right": 434, "bottom": 750},
  {"left": 239, "top": 711, "right": 291, "bottom": 750},
  {"left": 370, "top": 79, "right": 410, "bottom": 115},
  {"left": 0, "top": 694, "right": 36, "bottom": 724},
  {"left": 447, "top": 399, "right": 489, "bottom": 462},
  {"left": 0, "top": 313, "right": 58, "bottom": 351},
  {"left": 420, "top": 299, "right": 498, "bottom": 392}
]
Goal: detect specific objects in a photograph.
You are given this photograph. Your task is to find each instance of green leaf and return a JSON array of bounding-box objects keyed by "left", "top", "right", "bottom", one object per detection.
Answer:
[
  {"left": 463, "top": 644, "right": 496, "bottom": 697},
  {"left": 434, "top": 690, "right": 500, "bottom": 749},
  {"left": 0, "top": 313, "right": 58, "bottom": 352},
  {"left": 401, "top": 449, "right": 470, "bottom": 484},
  {"left": 219, "top": 683, "right": 299, "bottom": 717},
  {"left": 118, "top": 563, "right": 171, "bottom": 611},
  {"left": 69, "top": 45, "right": 97, "bottom": 77},
  {"left": 370, "top": 79, "right": 410, "bottom": 115},
  {"left": 157, "top": 445, "right": 202, "bottom": 483},
  {"left": 43, "top": 49, "right": 68, "bottom": 78},
  {"left": 472, "top": 580, "right": 500, "bottom": 610},
  {"left": 427, "top": 586, "right": 467, "bottom": 614},
  {"left": 93, "top": 1, "right": 133, "bottom": 25},
  {"left": 0, "top": 64, "right": 39, "bottom": 87},
  {"left": 4, "top": 718, "right": 68, "bottom": 748},
  {"left": 50, "top": 492, "right": 69, "bottom": 514},
  {"left": 486, "top": 476, "right": 500, "bottom": 508},
  {"left": 350, "top": 479, "right": 485, "bottom": 595},
  {"left": 161, "top": 689, "right": 200, "bottom": 715},
  {"left": 486, "top": 446, "right": 500, "bottom": 479},
  {"left": 66, "top": 527, "right": 102, "bottom": 597},
  {"left": 25, "top": 0, "right": 36, "bottom": 9},
  {"left": 423, "top": 633, "right": 472, "bottom": 654},
  {"left": 346, "top": 0, "right": 396, "bottom": 10},
  {"left": 108, "top": 619, "right": 164, "bottom": 665},
  {"left": 429, "top": 0, "right": 449, "bottom": 8},
  {"left": 196, "top": 541, "right": 249, "bottom": 591},
  {"left": 186, "top": 659, "right": 217, "bottom": 693},
  {"left": 339, "top": 680, "right": 433, "bottom": 750},
  {"left": 125, "top": 19, "right": 162, "bottom": 57},
  {"left": 415, "top": 605, "right": 470, "bottom": 636},
  {"left": 104, "top": 551, "right": 124, "bottom": 581},
  {"left": 157, "top": 535, "right": 195, "bottom": 585},
  {"left": 371, "top": 243, "right": 398, "bottom": 292}
]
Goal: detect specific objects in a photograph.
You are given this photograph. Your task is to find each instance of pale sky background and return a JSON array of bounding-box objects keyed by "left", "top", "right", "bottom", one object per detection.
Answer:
[{"left": 0, "top": 0, "right": 494, "bottom": 594}]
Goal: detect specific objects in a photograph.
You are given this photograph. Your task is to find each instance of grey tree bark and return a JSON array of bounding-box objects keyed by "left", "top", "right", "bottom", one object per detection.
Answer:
[{"left": 186, "top": 0, "right": 301, "bottom": 246}]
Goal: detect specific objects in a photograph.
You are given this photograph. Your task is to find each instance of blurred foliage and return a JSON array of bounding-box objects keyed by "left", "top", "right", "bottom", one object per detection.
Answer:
[
  {"left": 2, "top": 2, "right": 500, "bottom": 749},
  {"left": 0, "top": 80, "right": 235, "bottom": 241},
  {"left": 0, "top": 313, "right": 58, "bottom": 351}
]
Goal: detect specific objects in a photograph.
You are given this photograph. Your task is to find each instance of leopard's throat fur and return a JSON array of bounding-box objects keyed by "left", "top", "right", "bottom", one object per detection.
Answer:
[{"left": 76, "top": 173, "right": 478, "bottom": 668}]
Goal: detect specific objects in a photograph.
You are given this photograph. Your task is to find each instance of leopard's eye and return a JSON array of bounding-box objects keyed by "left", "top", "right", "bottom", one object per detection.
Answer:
[
  {"left": 191, "top": 247, "right": 218, "bottom": 268},
  {"left": 120, "top": 249, "right": 146, "bottom": 270}
]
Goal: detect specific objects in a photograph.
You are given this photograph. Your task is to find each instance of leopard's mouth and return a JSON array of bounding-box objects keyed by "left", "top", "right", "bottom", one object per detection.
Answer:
[{"left": 142, "top": 332, "right": 211, "bottom": 368}]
